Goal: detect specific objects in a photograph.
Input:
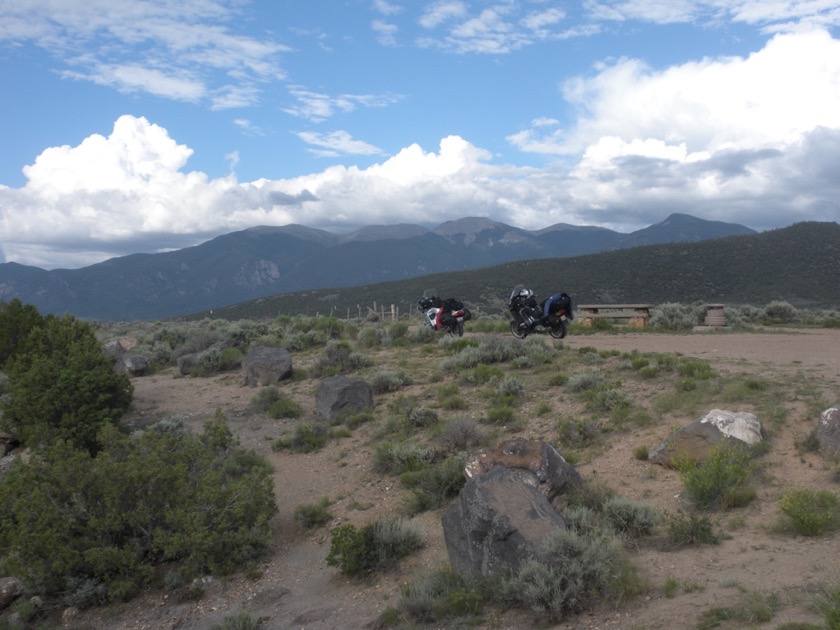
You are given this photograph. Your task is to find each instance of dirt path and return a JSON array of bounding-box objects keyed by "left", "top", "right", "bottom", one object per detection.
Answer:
[{"left": 69, "top": 328, "right": 840, "bottom": 630}]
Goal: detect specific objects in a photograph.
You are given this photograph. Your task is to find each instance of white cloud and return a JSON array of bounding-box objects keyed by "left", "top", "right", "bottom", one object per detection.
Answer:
[
  {"left": 2, "top": 26, "right": 840, "bottom": 269},
  {"left": 296, "top": 131, "right": 385, "bottom": 157},
  {"left": 510, "top": 29, "right": 840, "bottom": 156},
  {"left": 0, "top": 0, "right": 287, "bottom": 107},
  {"left": 284, "top": 87, "right": 403, "bottom": 122}
]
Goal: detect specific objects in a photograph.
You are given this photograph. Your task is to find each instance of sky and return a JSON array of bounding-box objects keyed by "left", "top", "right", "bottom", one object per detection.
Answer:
[{"left": 1, "top": 1, "right": 840, "bottom": 270}]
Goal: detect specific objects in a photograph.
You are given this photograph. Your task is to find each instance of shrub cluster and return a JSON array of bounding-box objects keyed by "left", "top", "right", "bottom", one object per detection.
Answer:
[{"left": 0, "top": 417, "right": 277, "bottom": 606}]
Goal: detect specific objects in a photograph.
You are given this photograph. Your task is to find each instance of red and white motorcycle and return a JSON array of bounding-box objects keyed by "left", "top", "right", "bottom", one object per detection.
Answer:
[{"left": 418, "top": 295, "right": 471, "bottom": 337}]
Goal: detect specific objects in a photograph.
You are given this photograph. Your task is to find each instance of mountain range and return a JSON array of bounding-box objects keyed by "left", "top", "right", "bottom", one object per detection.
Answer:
[{"left": 0, "top": 213, "right": 756, "bottom": 321}]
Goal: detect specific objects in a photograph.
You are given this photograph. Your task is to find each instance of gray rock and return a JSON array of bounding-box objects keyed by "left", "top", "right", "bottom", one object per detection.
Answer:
[
  {"left": 813, "top": 405, "right": 840, "bottom": 457},
  {"left": 243, "top": 346, "right": 293, "bottom": 387},
  {"left": 649, "top": 408, "right": 762, "bottom": 467},
  {"left": 315, "top": 376, "right": 373, "bottom": 423},
  {"left": 116, "top": 353, "right": 149, "bottom": 376},
  {"left": 442, "top": 464, "right": 566, "bottom": 579},
  {"left": 0, "top": 576, "right": 22, "bottom": 610}
]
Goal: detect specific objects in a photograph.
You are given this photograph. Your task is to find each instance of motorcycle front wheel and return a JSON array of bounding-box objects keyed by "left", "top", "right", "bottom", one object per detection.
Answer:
[
  {"left": 510, "top": 320, "right": 528, "bottom": 339},
  {"left": 449, "top": 321, "right": 465, "bottom": 337},
  {"left": 549, "top": 320, "right": 568, "bottom": 339}
]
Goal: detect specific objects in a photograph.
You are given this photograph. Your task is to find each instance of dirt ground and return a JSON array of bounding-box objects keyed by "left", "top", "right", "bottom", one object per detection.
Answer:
[{"left": 67, "top": 327, "right": 840, "bottom": 630}]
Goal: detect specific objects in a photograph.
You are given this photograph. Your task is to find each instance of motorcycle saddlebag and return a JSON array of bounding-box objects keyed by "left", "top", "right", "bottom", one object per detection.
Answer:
[{"left": 462, "top": 308, "right": 472, "bottom": 321}]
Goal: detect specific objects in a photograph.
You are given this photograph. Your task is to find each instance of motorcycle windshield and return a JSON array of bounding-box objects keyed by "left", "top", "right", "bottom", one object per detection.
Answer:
[{"left": 510, "top": 284, "right": 527, "bottom": 301}]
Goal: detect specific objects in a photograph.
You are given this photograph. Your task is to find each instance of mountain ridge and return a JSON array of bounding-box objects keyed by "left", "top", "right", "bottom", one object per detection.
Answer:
[{"left": 0, "top": 213, "right": 758, "bottom": 320}]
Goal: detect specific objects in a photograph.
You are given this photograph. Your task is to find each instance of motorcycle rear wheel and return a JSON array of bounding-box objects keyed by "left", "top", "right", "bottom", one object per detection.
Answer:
[
  {"left": 510, "top": 320, "right": 528, "bottom": 339},
  {"left": 549, "top": 320, "right": 568, "bottom": 339}
]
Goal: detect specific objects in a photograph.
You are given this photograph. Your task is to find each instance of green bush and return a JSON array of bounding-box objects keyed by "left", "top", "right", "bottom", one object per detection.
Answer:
[
  {"left": 398, "top": 567, "right": 483, "bottom": 623},
  {"left": 326, "top": 518, "right": 423, "bottom": 576},
  {"left": 0, "top": 419, "right": 277, "bottom": 604},
  {"left": 294, "top": 497, "right": 333, "bottom": 529},
  {"left": 400, "top": 455, "right": 467, "bottom": 514},
  {"left": 250, "top": 386, "right": 303, "bottom": 419},
  {"left": 777, "top": 489, "right": 840, "bottom": 536},
  {"left": 661, "top": 511, "right": 720, "bottom": 549},
  {"left": 0, "top": 313, "right": 133, "bottom": 454},
  {"left": 678, "top": 444, "right": 755, "bottom": 511},
  {"left": 500, "top": 529, "right": 641, "bottom": 621},
  {"left": 373, "top": 441, "right": 436, "bottom": 475}
]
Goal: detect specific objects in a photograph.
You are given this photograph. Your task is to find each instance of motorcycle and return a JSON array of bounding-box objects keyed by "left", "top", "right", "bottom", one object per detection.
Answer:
[
  {"left": 418, "top": 294, "right": 471, "bottom": 337},
  {"left": 507, "top": 284, "right": 572, "bottom": 339}
]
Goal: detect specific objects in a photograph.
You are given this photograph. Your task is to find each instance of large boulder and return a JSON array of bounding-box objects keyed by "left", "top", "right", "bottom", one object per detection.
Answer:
[
  {"left": 116, "top": 353, "right": 150, "bottom": 377},
  {"left": 315, "top": 376, "right": 373, "bottom": 423},
  {"left": 464, "top": 438, "right": 581, "bottom": 501},
  {"left": 649, "top": 409, "right": 763, "bottom": 467},
  {"left": 442, "top": 464, "right": 566, "bottom": 579},
  {"left": 243, "top": 346, "right": 293, "bottom": 387},
  {"left": 812, "top": 405, "right": 840, "bottom": 458}
]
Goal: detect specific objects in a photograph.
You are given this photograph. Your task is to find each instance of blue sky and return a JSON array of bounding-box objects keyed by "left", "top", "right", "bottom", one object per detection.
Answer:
[{"left": 1, "top": 1, "right": 839, "bottom": 269}]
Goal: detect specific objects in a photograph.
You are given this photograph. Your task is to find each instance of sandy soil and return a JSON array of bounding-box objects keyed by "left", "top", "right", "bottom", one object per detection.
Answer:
[{"left": 66, "top": 327, "right": 840, "bottom": 630}]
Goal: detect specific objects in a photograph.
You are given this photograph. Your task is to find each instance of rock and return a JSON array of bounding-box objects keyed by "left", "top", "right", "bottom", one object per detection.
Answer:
[
  {"left": 116, "top": 353, "right": 150, "bottom": 376},
  {"left": 0, "top": 576, "right": 22, "bottom": 610},
  {"left": 464, "top": 438, "right": 581, "bottom": 501},
  {"left": 243, "top": 346, "right": 293, "bottom": 387},
  {"left": 315, "top": 376, "right": 373, "bottom": 423},
  {"left": 442, "top": 465, "right": 566, "bottom": 579},
  {"left": 102, "top": 338, "right": 126, "bottom": 357},
  {"left": 649, "top": 409, "right": 763, "bottom": 467},
  {"left": 812, "top": 405, "right": 840, "bottom": 457}
]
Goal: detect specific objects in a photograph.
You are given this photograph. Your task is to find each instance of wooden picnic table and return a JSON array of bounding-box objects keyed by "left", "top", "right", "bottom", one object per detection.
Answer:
[{"left": 576, "top": 304, "right": 653, "bottom": 327}]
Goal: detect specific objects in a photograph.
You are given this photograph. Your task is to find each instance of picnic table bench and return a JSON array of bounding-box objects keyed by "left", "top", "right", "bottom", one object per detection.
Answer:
[{"left": 576, "top": 304, "right": 653, "bottom": 327}]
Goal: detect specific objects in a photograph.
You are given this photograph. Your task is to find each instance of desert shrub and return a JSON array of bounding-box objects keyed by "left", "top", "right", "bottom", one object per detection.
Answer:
[
  {"left": 676, "top": 357, "right": 715, "bottom": 379},
  {"left": 311, "top": 341, "right": 371, "bottom": 376},
  {"left": 816, "top": 584, "right": 840, "bottom": 629},
  {"left": 397, "top": 566, "right": 483, "bottom": 623},
  {"left": 567, "top": 370, "right": 602, "bottom": 392},
  {"left": 373, "top": 441, "right": 436, "bottom": 475},
  {"left": 762, "top": 300, "right": 800, "bottom": 324},
  {"left": 370, "top": 368, "right": 412, "bottom": 394},
  {"left": 500, "top": 528, "right": 641, "bottom": 621},
  {"left": 777, "top": 489, "right": 840, "bottom": 536},
  {"left": 483, "top": 404, "right": 517, "bottom": 427},
  {"left": 678, "top": 444, "right": 756, "bottom": 510},
  {"left": 586, "top": 386, "right": 633, "bottom": 414},
  {"left": 356, "top": 327, "right": 381, "bottom": 348},
  {"left": 697, "top": 588, "right": 779, "bottom": 629},
  {"left": 438, "top": 417, "right": 485, "bottom": 451},
  {"left": 649, "top": 302, "right": 704, "bottom": 331},
  {"left": 211, "top": 611, "right": 264, "bottom": 630},
  {"left": 497, "top": 376, "right": 524, "bottom": 399},
  {"left": 294, "top": 497, "right": 333, "bottom": 529},
  {"left": 461, "top": 363, "right": 504, "bottom": 385},
  {"left": 400, "top": 455, "right": 467, "bottom": 514},
  {"left": 0, "top": 313, "right": 133, "bottom": 454},
  {"left": 557, "top": 416, "right": 603, "bottom": 448},
  {"left": 326, "top": 518, "right": 423, "bottom": 576},
  {"left": 191, "top": 345, "right": 244, "bottom": 375},
  {"left": 388, "top": 321, "right": 409, "bottom": 339},
  {"left": 0, "top": 419, "right": 277, "bottom": 603},
  {"left": 273, "top": 422, "right": 327, "bottom": 453},
  {"left": 660, "top": 511, "right": 720, "bottom": 549},
  {"left": 601, "top": 496, "right": 660, "bottom": 537}
]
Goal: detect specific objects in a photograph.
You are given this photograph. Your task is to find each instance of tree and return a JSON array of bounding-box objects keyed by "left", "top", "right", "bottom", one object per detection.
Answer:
[
  {"left": 0, "top": 298, "right": 43, "bottom": 368},
  {"left": 0, "top": 314, "right": 132, "bottom": 453}
]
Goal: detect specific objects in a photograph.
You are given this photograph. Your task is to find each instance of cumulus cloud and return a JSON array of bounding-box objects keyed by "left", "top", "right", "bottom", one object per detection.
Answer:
[{"left": 1, "top": 27, "right": 840, "bottom": 269}]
